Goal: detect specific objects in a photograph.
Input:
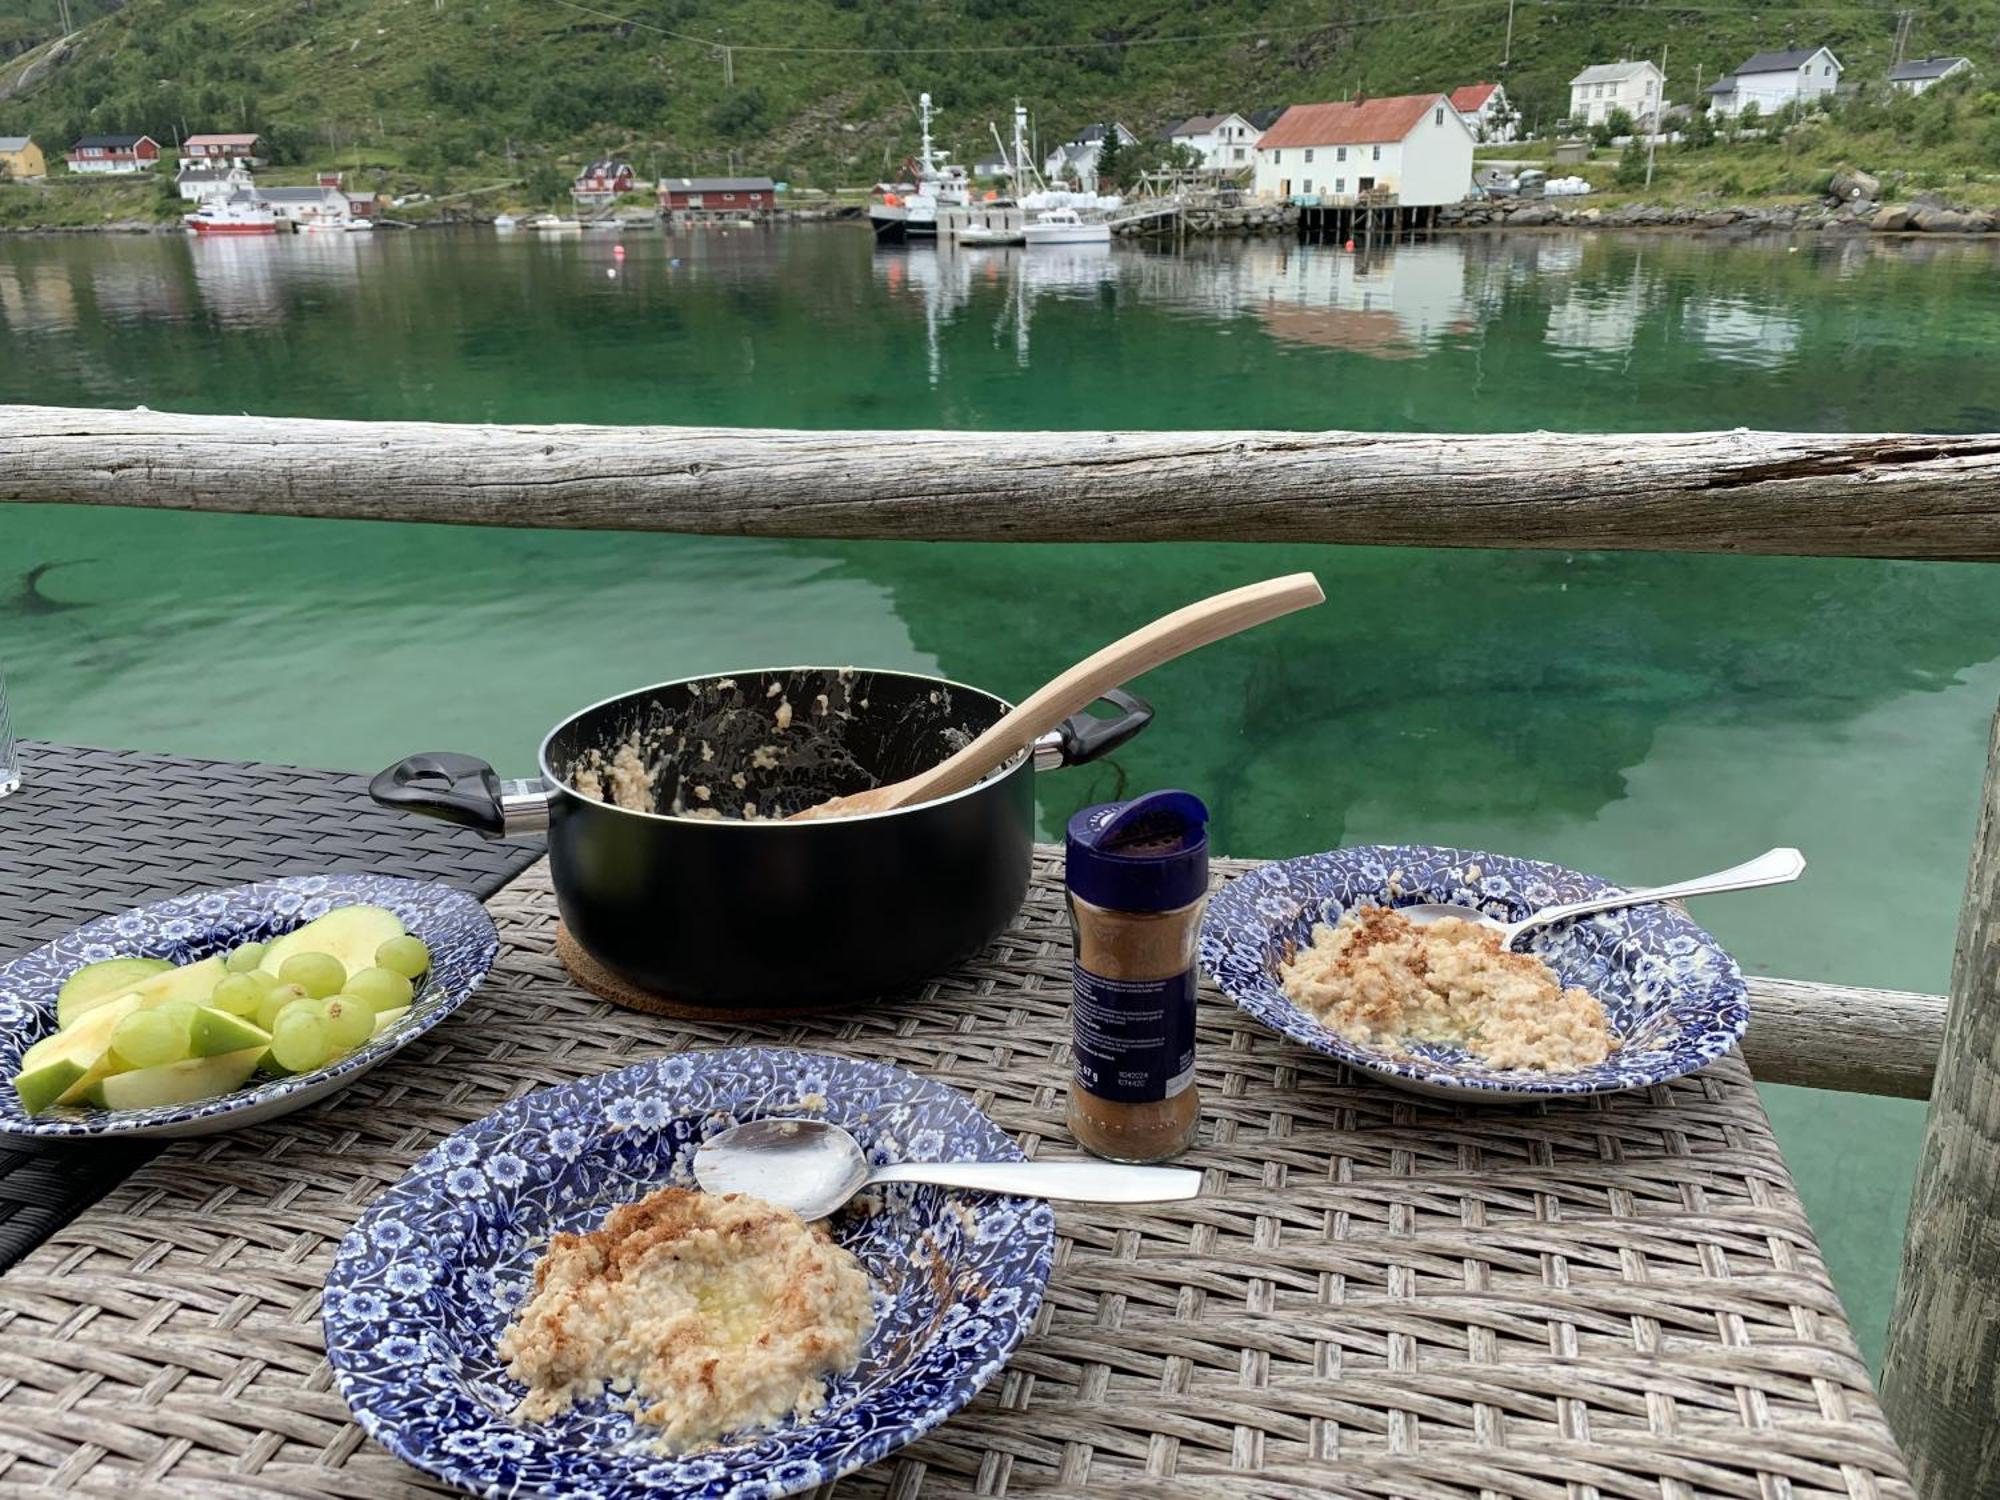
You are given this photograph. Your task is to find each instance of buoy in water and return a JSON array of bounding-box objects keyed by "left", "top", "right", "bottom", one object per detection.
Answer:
[
  {"left": 613, "top": 243, "right": 626, "bottom": 258},
  {"left": 606, "top": 267, "right": 618, "bottom": 278}
]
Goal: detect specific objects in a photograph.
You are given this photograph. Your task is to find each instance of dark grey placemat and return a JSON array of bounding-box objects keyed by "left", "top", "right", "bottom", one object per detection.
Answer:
[{"left": 0, "top": 741, "right": 542, "bottom": 1268}]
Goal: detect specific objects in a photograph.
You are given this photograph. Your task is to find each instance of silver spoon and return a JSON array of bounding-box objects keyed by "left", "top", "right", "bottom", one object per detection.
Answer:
[
  {"left": 1395, "top": 847, "right": 1806, "bottom": 951},
  {"left": 692, "top": 1117, "right": 1201, "bottom": 1222}
]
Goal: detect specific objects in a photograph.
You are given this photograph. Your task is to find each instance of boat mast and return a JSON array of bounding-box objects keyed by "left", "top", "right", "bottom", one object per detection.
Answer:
[
  {"left": 918, "top": 92, "right": 936, "bottom": 177},
  {"left": 1012, "top": 101, "right": 1028, "bottom": 196}
]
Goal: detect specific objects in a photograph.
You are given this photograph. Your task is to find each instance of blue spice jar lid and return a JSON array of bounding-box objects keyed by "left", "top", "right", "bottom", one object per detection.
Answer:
[{"left": 1065, "top": 790, "right": 1210, "bottom": 913}]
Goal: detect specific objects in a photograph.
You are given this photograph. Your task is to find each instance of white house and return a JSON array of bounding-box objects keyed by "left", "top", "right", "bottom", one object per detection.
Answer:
[
  {"left": 1705, "top": 47, "right": 1842, "bottom": 115},
  {"left": 1043, "top": 122, "right": 1138, "bottom": 188},
  {"left": 1166, "top": 112, "right": 1262, "bottom": 170},
  {"left": 1253, "top": 94, "right": 1475, "bottom": 207},
  {"left": 1888, "top": 56, "right": 1974, "bottom": 94},
  {"left": 176, "top": 162, "right": 254, "bottom": 203},
  {"left": 1567, "top": 61, "right": 1667, "bottom": 128},
  {"left": 1449, "top": 82, "right": 1517, "bottom": 142}
]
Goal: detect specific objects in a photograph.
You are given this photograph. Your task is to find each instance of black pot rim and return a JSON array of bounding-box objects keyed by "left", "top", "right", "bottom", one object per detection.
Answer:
[{"left": 534, "top": 664, "right": 1028, "bottom": 829}]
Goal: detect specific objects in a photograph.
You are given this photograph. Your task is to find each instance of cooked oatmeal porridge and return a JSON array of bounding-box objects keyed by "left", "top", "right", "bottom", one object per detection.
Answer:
[
  {"left": 496, "top": 1187, "right": 873, "bottom": 1451},
  {"left": 1278, "top": 905, "right": 1617, "bottom": 1071}
]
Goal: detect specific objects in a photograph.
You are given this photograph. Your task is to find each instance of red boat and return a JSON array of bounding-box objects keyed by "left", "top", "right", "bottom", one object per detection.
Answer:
[{"left": 184, "top": 197, "right": 281, "bottom": 235}]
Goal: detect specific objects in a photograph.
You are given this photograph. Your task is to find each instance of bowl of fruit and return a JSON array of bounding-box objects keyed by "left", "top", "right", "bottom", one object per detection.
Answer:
[{"left": 0, "top": 874, "right": 497, "bottom": 1139}]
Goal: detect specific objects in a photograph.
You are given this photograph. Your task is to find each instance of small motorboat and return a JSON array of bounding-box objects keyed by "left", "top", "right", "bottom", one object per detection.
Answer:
[
  {"left": 958, "top": 222, "right": 1024, "bottom": 247},
  {"left": 493, "top": 214, "right": 519, "bottom": 231},
  {"left": 1023, "top": 207, "right": 1111, "bottom": 247}
]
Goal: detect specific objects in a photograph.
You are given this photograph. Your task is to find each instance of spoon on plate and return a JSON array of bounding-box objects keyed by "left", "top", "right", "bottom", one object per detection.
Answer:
[
  {"left": 693, "top": 1118, "right": 1201, "bottom": 1222},
  {"left": 1396, "top": 847, "right": 1806, "bottom": 951}
]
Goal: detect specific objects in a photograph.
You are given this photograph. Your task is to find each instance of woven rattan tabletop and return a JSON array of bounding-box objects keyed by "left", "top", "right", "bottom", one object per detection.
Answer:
[
  {"left": 0, "top": 852, "right": 1909, "bottom": 1498},
  {"left": 0, "top": 742, "right": 544, "bottom": 1272}
]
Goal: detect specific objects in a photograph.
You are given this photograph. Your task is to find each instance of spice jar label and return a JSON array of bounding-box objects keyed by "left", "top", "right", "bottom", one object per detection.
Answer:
[{"left": 1070, "top": 964, "right": 1197, "bottom": 1104}]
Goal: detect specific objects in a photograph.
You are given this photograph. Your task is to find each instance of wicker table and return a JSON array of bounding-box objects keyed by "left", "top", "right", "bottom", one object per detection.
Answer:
[
  {"left": 0, "top": 742, "right": 544, "bottom": 1269},
  {"left": 0, "top": 825, "right": 1910, "bottom": 1497}
]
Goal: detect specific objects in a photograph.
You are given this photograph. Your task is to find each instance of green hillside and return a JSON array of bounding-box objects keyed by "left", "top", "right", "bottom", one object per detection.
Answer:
[{"left": 0, "top": 0, "right": 1981, "bottom": 186}]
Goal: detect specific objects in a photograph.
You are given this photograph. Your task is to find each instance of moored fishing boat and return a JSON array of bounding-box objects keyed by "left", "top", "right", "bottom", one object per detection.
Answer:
[
  {"left": 184, "top": 195, "right": 281, "bottom": 236},
  {"left": 869, "top": 91, "right": 971, "bottom": 244}
]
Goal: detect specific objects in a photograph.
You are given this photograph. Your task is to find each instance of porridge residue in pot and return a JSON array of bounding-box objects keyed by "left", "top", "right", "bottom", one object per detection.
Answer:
[
  {"left": 1278, "top": 905, "right": 1616, "bottom": 1072},
  {"left": 496, "top": 1186, "right": 873, "bottom": 1451}
]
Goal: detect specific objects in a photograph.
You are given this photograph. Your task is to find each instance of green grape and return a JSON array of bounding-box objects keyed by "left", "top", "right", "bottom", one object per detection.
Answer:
[
  {"left": 269, "top": 1010, "right": 331, "bottom": 1073},
  {"left": 375, "top": 936, "right": 431, "bottom": 980},
  {"left": 156, "top": 999, "right": 197, "bottom": 1037},
  {"left": 278, "top": 952, "right": 346, "bottom": 999},
  {"left": 344, "top": 966, "right": 414, "bottom": 1014},
  {"left": 224, "top": 941, "right": 268, "bottom": 974},
  {"left": 320, "top": 995, "right": 375, "bottom": 1053},
  {"left": 256, "top": 982, "right": 309, "bottom": 1033},
  {"left": 211, "top": 971, "right": 275, "bottom": 1018},
  {"left": 275, "top": 996, "right": 323, "bottom": 1032},
  {"left": 111, "top": 1009, "right": 190, "bottom": 1069}
]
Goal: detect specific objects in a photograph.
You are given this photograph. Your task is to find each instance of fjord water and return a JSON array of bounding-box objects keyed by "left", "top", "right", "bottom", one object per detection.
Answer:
[{"left": 10, "top": 226, "right": 2000, "bottom": 1363}]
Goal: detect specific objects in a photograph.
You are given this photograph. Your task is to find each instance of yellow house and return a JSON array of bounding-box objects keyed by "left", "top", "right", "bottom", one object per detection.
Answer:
[{"left": 0, "top": 137, "right": 47, "bottom": 180}]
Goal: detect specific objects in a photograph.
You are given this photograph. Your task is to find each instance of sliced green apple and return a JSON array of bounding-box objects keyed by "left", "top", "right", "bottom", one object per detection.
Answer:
[
  {"left": 370, "top": 1005, "right": 411, "bottom": 1036},
  {"left": 259, "top": 906, "right": 405, "bottom": 984},
  {"left": 13, "top": 1058, "right": 86, "bottom": 1116},
  {"left": 56, "top": 957, "right": 173, "bottom": 1029},
  {"left": 88, "top": 1046, "right": 264, "bottom": 1111},
  {"left": 19, "top": 954, "right": 228, "bottom": 1109},
  {"left": 189, "top": 1007, "right": 270, "bottom": 1058}
]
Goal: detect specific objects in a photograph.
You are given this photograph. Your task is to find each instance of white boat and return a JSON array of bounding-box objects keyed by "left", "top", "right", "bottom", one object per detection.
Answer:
[
  {"left": 870, "top": 91, "right": 972, "bottom": 243},
  {"left": 1023, "top": 207, "right": 1111, "bottom": 247},
  {"left": 528, "top": 215, "right": 582, "bottom": 233},
  {"left": 493, "top": 214, "right": 519, "bottom": 231},
  {"left": 957, "top": 222, "right": 1024, "bottom": 247},
  {"left": 345, "top": 218, "right": 375, "bottom": 232}
]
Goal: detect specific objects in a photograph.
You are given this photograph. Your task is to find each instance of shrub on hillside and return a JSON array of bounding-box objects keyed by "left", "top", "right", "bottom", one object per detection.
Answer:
[
  {"left": 1615, "top": 136, "right": 1647, "bottom": 186},
  {"left": 1591, "top": 106, "right": 1635, "bottom": 148}
]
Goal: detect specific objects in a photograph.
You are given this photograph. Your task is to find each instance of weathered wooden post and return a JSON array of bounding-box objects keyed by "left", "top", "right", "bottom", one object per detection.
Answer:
[{"left": 1881, "top": 701, "right": 2000, "bottom": 1497}]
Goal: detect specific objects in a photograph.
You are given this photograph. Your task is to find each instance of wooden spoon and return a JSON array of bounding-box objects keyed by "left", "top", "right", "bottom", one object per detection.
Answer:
[{"left": 790, "top": 572, "right": 1325, "bottom": 821}]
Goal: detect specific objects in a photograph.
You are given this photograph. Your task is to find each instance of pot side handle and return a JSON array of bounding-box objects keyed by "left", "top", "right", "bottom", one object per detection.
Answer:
[
  {"left": 1035, "top": 689, "right": 1155, "bottom": 771},
  {"left": 370, "top": 752, "right": 551, "bottom": 839}
]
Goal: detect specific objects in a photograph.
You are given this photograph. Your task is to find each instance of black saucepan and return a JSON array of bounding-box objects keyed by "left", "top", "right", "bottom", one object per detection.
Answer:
[{"left": 370, "top": 667, "right": 1151, "bottom": 1008}]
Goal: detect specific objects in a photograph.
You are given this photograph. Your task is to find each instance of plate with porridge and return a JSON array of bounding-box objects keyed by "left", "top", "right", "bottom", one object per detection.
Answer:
[
  {"left": 1199, "top": 845, "right": 1749, "bottom": 1100},
  {"left": 324, "top": 1048, "right": 1055, "bottom": 1500}
]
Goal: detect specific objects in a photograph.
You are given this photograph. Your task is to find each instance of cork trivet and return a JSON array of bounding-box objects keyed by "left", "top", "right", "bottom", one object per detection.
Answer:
[{"left": 554, "top": 921, "right": 828, "bottom": 1021}]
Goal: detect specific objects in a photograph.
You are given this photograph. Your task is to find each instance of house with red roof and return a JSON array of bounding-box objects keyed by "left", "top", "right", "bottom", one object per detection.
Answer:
[
  {"left": 1449, "top": 82, "right": 1517, "bottom": 143},
  {"left": 1253, "top": 94, "right": 1475, "bottom": 207}
]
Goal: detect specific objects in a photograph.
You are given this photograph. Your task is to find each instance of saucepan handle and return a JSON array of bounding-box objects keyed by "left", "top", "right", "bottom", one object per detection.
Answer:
[
  {"left": 369, "top": 752, "right": 553, "bottom": 838},
  {"left": 1033, "top": 689, "right": 1155, "bottom": 771}
]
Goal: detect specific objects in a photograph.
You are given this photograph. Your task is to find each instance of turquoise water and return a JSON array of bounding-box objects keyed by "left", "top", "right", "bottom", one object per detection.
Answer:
[{"left": 8, "top": 225, "right": 2000, "bottom": 1365}]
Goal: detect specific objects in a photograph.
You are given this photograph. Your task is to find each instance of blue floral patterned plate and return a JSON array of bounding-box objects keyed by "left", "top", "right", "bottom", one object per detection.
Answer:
[
  {"left": 1200, "top": 844, "right": 1749, "bottom": 1100},
  {"left": 325, "top": 1047, "right": 1056, "bottom": 1500},
  {"left": 0, "top": 873, "right": 497, "bottom": 1140}
]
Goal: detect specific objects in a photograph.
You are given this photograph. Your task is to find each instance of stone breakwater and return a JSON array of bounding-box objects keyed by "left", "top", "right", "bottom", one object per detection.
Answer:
[{"left": 1437, "top": 196, "right": 1996, "bottom": 234}]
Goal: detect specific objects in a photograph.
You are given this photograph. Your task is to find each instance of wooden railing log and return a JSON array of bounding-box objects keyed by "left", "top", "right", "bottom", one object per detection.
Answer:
[
  {"left": 8, "top": 407, "right": 2000, "bottom": 559},
  {"left": 1882, "top": 701, "right": 2000, "bottom": 1497},
  {"left": 1742, "top": 977, "right": 1944, "bottom": 1100}
]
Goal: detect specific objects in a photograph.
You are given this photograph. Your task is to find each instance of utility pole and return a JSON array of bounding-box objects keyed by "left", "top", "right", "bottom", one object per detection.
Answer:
[
  {"left": 1502, "top": 0, "right": 1515, "bottom": 68},
  {"left": 721, "top": 46, "right": 734, "bottom": 86},
  {"left": 1646, "top": 42, "right": 1667, "bottom": 186}
]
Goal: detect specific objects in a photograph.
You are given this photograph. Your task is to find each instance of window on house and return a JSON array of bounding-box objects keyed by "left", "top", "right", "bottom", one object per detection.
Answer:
[
  {"left": 1335, "top": 177, "right": 1345, "bottom": 193},
  {"left": 1435, "top": 107, "right": 1445, "bottom": 125},
  {"left": 1337, "top": 146, "right": 1347, "bottom": 161},
  {"left": 1304, "top": 148, "right": 1314, "bottom": 162},
  {"left": 1372, "top": 145, "right": 1382, "bottom": 160},
  {"left": 1301, "top": 177, "right": 1312, "bottom": 192},
  {"left": 1272, "top": 149, "right": 1281, "bottom": 162},
  {"left": 1234, "top": 146, "right": 1245, "bottom": 161}
]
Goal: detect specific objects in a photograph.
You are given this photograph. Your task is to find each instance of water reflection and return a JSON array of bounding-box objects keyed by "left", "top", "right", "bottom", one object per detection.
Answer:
[{"left": 6, "top": 223, "right": 2000, "bottom": 431}]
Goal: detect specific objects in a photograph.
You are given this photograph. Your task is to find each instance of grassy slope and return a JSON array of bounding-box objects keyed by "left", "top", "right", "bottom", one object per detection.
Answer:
[{"left": 0, "top": 0, "right": 1988, "bottom": 189}]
